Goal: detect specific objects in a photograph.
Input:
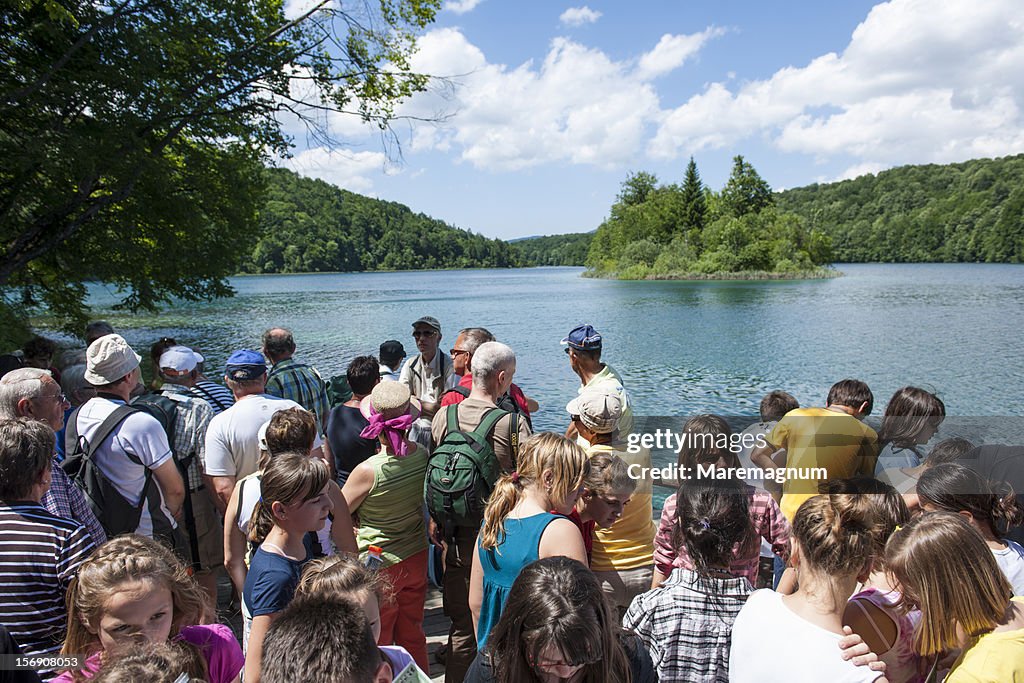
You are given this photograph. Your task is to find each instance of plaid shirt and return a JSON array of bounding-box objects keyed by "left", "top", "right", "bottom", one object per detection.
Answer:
[
  {"left": 159, "top": 384, "right": 215, "bottom": 492},
  {"left": 265, "top": 358, "right": 330, "bottom": 431},
  {"left": 624, "top": 567, "right": 753, "bottom": 682},
  {"left": 654, "top": 485, "right": 790, "bottom": 585},
  {"left": 42, "top": 457, "right": 107, "bottom": 547}
]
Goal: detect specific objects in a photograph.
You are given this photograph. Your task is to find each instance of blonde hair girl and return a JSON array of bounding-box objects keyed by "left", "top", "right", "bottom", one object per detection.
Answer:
[
  {"left": 56, "top": 535, "right": 242, "bottom": 683},
  {"left": 469, "top": 432, "right": 590, "bottom": 651},
  {"left": 241, "top": 453, "right": 332, "bottom": 683},
  {"left": 887, "top": 512, "right": 1024, "bottom": 682}
]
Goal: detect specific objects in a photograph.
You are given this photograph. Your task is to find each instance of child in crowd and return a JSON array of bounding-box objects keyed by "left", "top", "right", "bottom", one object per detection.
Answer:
[
  {"left": 295, "top": 555, "right": 428, "bottom": 679},
  {"left": 729, "top": 492, "right": 884, "bottom": 683},
  {"left": 242, "top": 453, "right": 333, "bottom": 683},
  {"left": 466, "top": 557, "right": 656, "bottom": 683},
  {"left": 223, "top": 408, "right": 355, "bottom": 596},
  {"left": 878, "top": 436, "right": 973, "bottom": 505},
  {"left": 874, "top": 386, "right": 946, "bottom": 475},
  {"left": 625, "top": 476, "right": 757, "bottom": 681},
  {"left": 91, "top": 641, "right": 202, "bottom": 683},
  {"left": 653, "top": 415, "right": 790, "bottom": 589},
  {"left": 835, "top": 478, "right": 924, "bottom": 683},
  {"left": 887, "top": 512, "right": 1024, "bottom": 682},
  {"left": 56, "top": 535, "right": 242, "bottom": 683},
  {"left": 260, "top": 596, "right": 395, "bottom": 683},
  {"left": 341, "top": 381, "right": 430, "bottom": 670},
  {"left": 469, "top": 433, "right": 589, "bottom": 650},
  {"left": 916, "top": 462, "right": 1024, "bottom": 594},
  {"left": 571, "top": 452, "right": 636, "bottom": 565},
  {"left": 737, "top": 390, "right": 800, "bottom": 491}
]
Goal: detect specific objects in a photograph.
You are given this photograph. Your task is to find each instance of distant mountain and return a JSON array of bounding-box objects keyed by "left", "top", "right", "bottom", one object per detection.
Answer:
[{"left": 246, "top": 168, "right": 519, "bottom": 273}]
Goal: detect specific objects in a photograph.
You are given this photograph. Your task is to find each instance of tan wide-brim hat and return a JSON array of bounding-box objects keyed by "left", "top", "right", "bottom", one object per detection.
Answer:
[
  {"left": 359, "top": 381, "right": 421, "bottom": 421},
  {"left": 84, "top": 334, "right": 142, "bottom": 385}
]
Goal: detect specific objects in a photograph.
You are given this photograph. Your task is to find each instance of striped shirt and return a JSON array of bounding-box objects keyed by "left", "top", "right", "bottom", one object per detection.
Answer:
[
  {"left": 188, "top": 381, "right": 235, "bottom": 415},
  {"left": 624, "top": 567, "right": 753, "bottom": 682},
  {"left": 0, "top": 503, "right": 95, "bottom": 668},
  {"left": 654, "top": 485, "right": 790, "bottom": 585},
  {"left": 265, "top": 359, "right": 330, "bottom": 432}
]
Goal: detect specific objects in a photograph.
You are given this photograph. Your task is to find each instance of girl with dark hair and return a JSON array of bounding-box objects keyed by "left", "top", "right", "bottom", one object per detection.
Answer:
[
  {"left": 624, "top": 477, "right": 755, "bottom": 681},
  {"left": 652, "top": 414, "right": 790, "bottom": 590},
  {"left": 465, "top": 556, "right": 655, "bottom": 683},
  {"left": 874, "top": 387, "right": 945, "bottom": 476},
  {"left": 917, "top": 463, "right": 1024, "bottom": 595}
]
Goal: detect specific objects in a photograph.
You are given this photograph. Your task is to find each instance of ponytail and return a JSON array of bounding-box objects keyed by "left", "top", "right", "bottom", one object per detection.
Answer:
[
  {"left": 249, "top": 452, "right": 329, "bottom": 546},
  {"left": 479, "top": 433, "right": 588, "bottom": 550}
]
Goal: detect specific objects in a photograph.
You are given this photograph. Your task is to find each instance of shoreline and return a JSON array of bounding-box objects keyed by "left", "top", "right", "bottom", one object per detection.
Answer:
[{"left": 583, "top": 268, "right": 842, "bottom": 281}]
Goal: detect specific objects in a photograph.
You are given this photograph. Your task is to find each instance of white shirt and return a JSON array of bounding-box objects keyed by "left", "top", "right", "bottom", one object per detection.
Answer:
[
  {"left": 74, "top": 396, "right": 175, "bottom": 538},
  {"left": 203, "top": 394, "right": 322, "bottom": 480},
  {"left": 729, "top": 589, "right": 882, "bottom": 683},
  {"left": 994, "top": 540, "right": 1024, "bottom": 596}
]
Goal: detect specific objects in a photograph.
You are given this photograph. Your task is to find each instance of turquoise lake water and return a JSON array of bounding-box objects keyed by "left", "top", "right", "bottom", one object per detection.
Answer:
[{"left": 64, "top": 263, "right": 1024, "bottom": 433}]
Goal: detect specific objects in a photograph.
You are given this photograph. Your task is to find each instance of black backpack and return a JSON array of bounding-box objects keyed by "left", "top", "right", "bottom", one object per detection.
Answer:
[
  {"left": 425, "top": 405, "right": 518, "bottom": 542},
  {"left": 63, "top": 405, "right": 159, "bottom": 538},
  {"left": 442, "top": 385, "right": 534, "bottom": 431}
]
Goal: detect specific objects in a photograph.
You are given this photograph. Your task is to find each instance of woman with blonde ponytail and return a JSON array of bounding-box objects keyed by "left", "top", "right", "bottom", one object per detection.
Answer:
[
  {"left": 730, "top": 493, "right": 886, "bottom": 683},
  {"left": 469, "top": 433, "right": 590, "bottom": 650}
]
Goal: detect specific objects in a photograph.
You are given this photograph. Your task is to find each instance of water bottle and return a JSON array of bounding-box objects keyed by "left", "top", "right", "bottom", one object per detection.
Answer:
[{"left": 364, "top": 545, "right": 383, "bottom": 572}]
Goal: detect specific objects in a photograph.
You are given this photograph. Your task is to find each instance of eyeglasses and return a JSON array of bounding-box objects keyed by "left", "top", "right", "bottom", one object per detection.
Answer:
[
  {"left": 450, "top": 348, "right": 470, "bottom": 356},
  {"left": 39, "top": 392, "right": 67, "bottom": 404},
  {"left": 569, "top": 414, "right": 580, "bottom": 422},
  {"left": 412, "top": 330, "right": 437, "bottom": 339},
  {"left": 564, "top": 347, "right": 572, "bottom": 355}
]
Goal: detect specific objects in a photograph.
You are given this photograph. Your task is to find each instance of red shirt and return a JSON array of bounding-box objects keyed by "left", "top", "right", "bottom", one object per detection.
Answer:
[
  {"left": 568, "top": 509, "right": 595, "bottom": 566},
  {"left": 440, "top": 373, "right": 531, "bottom": 416}
]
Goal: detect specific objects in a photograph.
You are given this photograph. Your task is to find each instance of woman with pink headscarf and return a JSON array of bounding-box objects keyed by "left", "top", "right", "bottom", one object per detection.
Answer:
[{"left": 341, "top": 381, "right": 430, "bottom": 670}]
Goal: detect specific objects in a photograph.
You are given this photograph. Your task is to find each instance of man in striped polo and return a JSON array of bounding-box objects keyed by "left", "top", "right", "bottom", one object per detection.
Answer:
[{"left": 0, "top": 418, "right": 95, "bottom": 679}]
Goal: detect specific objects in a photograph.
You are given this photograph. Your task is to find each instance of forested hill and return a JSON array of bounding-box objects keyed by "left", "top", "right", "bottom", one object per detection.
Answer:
[
  {"left": 511, "top": 232, "right": 593, "bottom": 266},
  {"left": 245, "top": 169, "right": 518, "bottom": 273},
  {"left": 777, "top": 154, "right": 1024, "bottom": 263}
]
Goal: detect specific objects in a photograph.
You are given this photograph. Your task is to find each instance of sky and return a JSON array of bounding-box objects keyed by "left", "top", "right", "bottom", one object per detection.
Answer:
[{"left": 277, "top": 0, "right": 1024, "bottom": 240}]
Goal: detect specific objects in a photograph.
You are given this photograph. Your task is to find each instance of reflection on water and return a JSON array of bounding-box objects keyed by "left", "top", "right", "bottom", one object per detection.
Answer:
[{"left": 35, "top": 263, "right": 1024, "bottom": 431}]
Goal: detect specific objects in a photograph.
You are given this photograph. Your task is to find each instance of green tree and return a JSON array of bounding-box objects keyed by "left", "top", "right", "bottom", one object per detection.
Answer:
[
  {"left": 721, "top": 155, "right": 774, "bottom": 217},
  {"left": 680, "top": 156, "right": 707, "bottom": 233},
  {"left": 616, "top": 171, "right": 659, "bottom": 208},
  {"left": 1, "top": 0, "right": 440, "bottom": 331}
]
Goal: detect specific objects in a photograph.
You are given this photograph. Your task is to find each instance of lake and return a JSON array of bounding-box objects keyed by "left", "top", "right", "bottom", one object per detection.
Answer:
[{"left": 58, "top": 263, "right": 1024, "bottom": 432}]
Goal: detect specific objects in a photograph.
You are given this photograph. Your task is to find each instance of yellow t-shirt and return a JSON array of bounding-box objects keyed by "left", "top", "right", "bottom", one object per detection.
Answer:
[
  {"left": 588, "top": 442, "right": 656, "bottom": 572},
  {"left": 768, "top": 407, "right": 878, "bottom": 521},
  {"left": 946, "top": 596, "right": 1024, "bottom": 682}
]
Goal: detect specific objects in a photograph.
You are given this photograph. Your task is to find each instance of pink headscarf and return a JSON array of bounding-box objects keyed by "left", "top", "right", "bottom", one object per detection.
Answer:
[{"left": 359, "top": 404, "right": 417, "bottom": 457}]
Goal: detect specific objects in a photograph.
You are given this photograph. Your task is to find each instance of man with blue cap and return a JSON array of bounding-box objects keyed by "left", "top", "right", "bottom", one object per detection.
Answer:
[
  {"left": 561, "top": 324, "right": 633, "bottom": 441},
  {"left": 203, "top": 349, "right": 324, "bottom": 512}
]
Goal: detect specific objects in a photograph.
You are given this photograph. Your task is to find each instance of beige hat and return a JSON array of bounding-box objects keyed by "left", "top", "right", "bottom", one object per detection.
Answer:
[
  {"left": 84, "top": 334, "right": 141, "bottom": 385},
  {"left": 360, "top": 381, "right": 421, "bottom": 421},
  {"left": 566, "top": 386, "right": 623, "bottom": 434}
]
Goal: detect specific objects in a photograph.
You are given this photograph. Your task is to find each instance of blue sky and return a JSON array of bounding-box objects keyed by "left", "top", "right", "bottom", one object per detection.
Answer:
[{"left": 280, "top": 0, "right": 1024, "bottom": 240}]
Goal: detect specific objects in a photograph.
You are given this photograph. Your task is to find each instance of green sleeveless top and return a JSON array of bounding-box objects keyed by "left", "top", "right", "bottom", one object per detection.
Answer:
[{"left": 355, "top": 443, "right": 428, "bottom": 567}]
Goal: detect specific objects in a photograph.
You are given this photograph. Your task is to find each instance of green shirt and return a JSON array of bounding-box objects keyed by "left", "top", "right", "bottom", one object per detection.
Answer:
[{"left": 355, "top": 444, "right": 428, "bottom": 567}]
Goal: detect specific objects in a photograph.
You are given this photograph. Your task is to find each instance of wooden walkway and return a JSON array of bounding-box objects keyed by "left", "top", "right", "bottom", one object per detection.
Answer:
[{"left": 424, "top": 585, "right": 449, "bottom": 681}]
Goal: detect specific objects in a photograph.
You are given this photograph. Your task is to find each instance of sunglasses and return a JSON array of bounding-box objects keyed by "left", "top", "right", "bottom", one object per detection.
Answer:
[
  {"left": 450, "top": 348, "right": 470, "bottom": 356},
  {"left": 412, "top": 330, "right": 437, "bottom": 338}
]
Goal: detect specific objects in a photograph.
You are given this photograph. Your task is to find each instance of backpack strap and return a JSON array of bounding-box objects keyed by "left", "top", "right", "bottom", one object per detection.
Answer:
[
  {"left": 236, "top": 477, "right": 247, "bottom": 522},
  {"left": 445, "top": 403, "right": 461, "bottom": 433},
  {"left": 509, "top": 412, "right": 521, "bottom": 470},
  {"left": 75, "top": 404, "right": 139, "bottom": 461},
  {"left": 471, "top": 408, "right": 508, "bottom": 441},
  {"left": 442, "top": 385, "right": 470, "bottom": 401}
]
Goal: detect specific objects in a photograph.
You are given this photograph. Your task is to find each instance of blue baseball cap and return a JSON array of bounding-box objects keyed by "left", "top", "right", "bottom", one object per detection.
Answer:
[
  {"left": 225, "top": 349, "right": 267, "bottom": 381},
  {"left": 561, "top": 324, "right": 602, "bottom": 351}
]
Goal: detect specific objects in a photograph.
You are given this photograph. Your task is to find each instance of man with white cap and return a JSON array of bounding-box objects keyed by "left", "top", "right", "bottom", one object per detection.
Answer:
[
  {"left": 204, "top": 349, "right": 324, "bottom": 512},
  {"left": 154, "top": 345, "right": 224, "bottom": 607},
  {"left": 70, "top": 334, "right": 185, "bottom": 542},
  {"left": 566, "top": 385, "right": 654, "bottom": 618}
]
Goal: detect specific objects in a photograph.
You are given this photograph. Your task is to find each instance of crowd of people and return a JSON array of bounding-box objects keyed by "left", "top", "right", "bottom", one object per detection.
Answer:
[{"left": 0, "top": 317, "right": 1023, "bottom": 683}]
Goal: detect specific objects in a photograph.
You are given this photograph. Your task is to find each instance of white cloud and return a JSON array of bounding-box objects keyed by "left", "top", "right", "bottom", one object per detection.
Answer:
[
  {"left": 282, "top": 0, "right": 335, "bottom": 21},
  {"left": 635, "top": 28, "right": 727, "bottom": 80},
  {"left": 445, "top": 0, "right": 483, "bottom": 15},
  {"left": 400, "top": 27, "right": 722, "bottom": 170},
  {"left": 559, "top": 6, "right": 602, "bottom": 27},
  {"left": 282, "top": 147, "right": 391, "bottom": 193},
  {"left": 650, "top": 0, "right": 1024, "bottom": 167}
]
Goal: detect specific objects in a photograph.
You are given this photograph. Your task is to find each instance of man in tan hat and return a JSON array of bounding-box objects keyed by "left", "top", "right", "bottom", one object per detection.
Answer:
[
  {"left": 567, "top": 386, "right": 654, "bottom": 618},
  {"left": 70, "top": 334, "right": 185, "bottom": 543},
  {"left": 400, "top": 315, "right": 456, "bottom": 449}
]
